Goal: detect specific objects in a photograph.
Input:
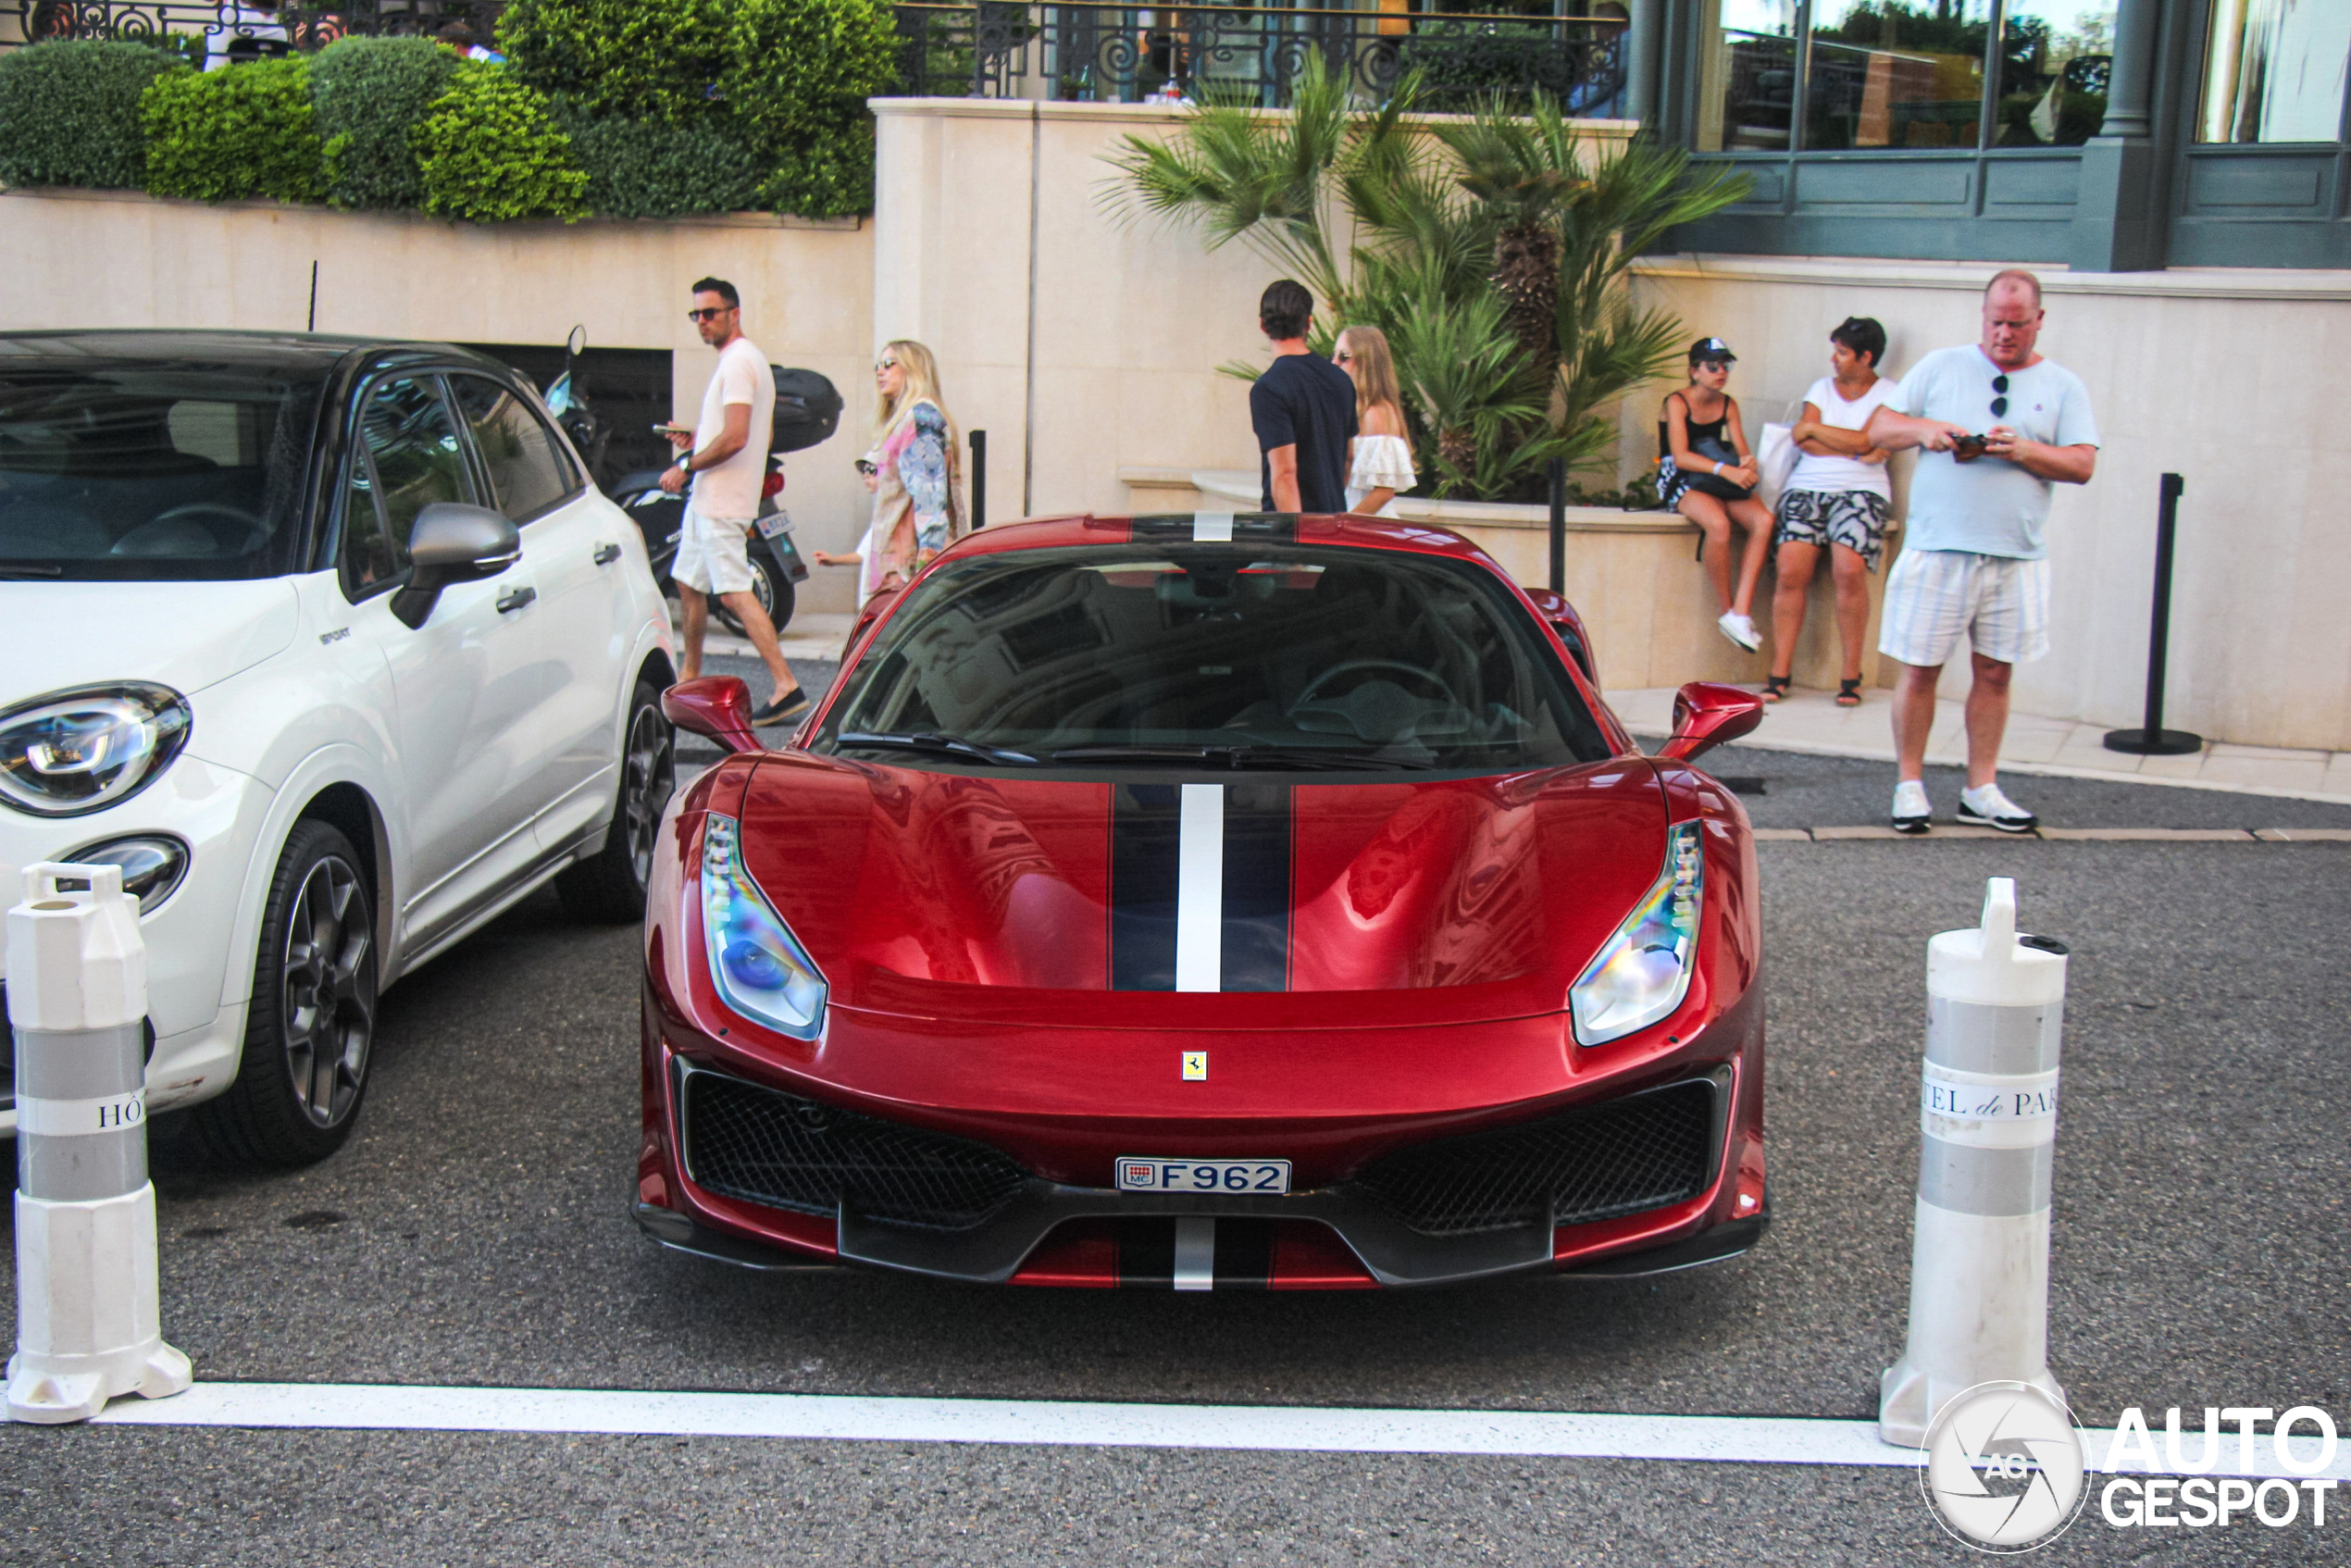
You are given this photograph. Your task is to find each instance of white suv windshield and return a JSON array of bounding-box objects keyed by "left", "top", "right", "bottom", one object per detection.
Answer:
[
  {"left": 815, "top": 542, "right": 1612, "bottom": 773},
  {"left": 0, "top": 363, "right": 323, "bottom": 580}
]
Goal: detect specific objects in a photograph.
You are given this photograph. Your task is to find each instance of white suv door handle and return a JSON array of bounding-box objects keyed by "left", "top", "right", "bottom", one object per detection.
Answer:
[
  {"left": 496, "top": 586, "right": 538, "bottom": 614},
  {"left": 592, "top": 542, "right": 621, "bottom": 566}
]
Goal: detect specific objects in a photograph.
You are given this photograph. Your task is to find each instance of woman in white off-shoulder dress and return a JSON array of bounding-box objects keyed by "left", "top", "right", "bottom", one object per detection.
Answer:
[{"left": 1336, "top": 324, "right": 1414, "bottom": 516}]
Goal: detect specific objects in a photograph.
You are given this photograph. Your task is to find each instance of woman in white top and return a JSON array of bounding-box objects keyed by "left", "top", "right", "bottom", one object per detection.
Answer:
[
  {"left": 1335, "top": 325, "right": 1414, "bottom": 516},
  {"left": 1766, "top": 317, "right": 1898, "bottom": 705}
]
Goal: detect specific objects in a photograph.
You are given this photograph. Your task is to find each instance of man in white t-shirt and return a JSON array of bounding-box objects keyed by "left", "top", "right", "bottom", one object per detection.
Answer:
[
  {"left": 661, "top": 277, "right": 802, "bottom": 725},
  {"left": 1865, "top": 268, "right": 2099, "bottom": 834}
]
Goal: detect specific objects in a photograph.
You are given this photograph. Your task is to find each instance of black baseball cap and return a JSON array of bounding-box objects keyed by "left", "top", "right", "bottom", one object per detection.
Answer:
[{"left": 1688, "top": 337, "right": 1736, "bottom": 364}]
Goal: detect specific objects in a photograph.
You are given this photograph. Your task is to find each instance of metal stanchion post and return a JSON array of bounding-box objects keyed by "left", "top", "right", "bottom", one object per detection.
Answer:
[
  {"left": 969, "top": 429, "right": 988, "bottom": 529},
  {"left": 1547, "top": 458, "right": 1566, "bottom": 594},
  {"left": 1880, "top": 877, "right": 2068, "bottom": 1447},
  {"left": 7, "top": 863, "right": 191, "bottom": 1425},
  {"left": 2104, "top": 472, "right": 2201, "bottom": 754}
]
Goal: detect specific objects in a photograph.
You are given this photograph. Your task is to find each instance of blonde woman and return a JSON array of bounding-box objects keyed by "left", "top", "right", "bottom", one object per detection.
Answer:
[
  {"left": 862, "top": 340, "right": 962, "bottom": 600},
  {"left": 1336, "top": 325, "right": 1414, "bottom": 516}
]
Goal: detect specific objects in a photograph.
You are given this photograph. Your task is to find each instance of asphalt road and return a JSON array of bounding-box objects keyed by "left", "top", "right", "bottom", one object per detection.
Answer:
[{"left": 5, "top": 733, "right": 2346, "bottom": 1562}]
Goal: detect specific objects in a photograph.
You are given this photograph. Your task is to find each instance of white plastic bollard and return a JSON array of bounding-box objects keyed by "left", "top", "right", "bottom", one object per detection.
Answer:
[
  {"left": 1880, "top": 877, "right": 2067, "bottom": 1447},
  {"left": 7, "top": 863, "right": 191, "bottom": 1425}
]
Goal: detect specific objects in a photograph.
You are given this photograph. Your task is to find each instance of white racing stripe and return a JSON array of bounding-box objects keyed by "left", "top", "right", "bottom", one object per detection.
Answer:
[
  {"left": 1173, "top": 783, "right": 1225, "bottom": 991},
  {"left": 89, "top": 1384, "right": 2351, "bottom": 1477},
  {"left": 1172, "top": 1217, "right": 1216, "bottom": 1291}
]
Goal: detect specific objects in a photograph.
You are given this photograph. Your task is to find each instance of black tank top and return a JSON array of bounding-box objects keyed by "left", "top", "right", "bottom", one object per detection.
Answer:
[{"left": 1660, "top": 394, "right": 1729, "bottom": 460}]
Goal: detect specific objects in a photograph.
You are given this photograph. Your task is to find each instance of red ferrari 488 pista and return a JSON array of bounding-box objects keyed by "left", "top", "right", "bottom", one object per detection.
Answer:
[{"left": 637, "top": 512, "right": 1766, "bottom": 1289}]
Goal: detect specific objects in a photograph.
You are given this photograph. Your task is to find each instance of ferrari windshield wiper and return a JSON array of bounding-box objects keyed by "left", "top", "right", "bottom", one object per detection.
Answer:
[
  {"left": 834, "top": 730, "right": 1039, "bottom": 765},
  {"left": 1048, "top": 744, "right": 1429, "bottom": 771}
]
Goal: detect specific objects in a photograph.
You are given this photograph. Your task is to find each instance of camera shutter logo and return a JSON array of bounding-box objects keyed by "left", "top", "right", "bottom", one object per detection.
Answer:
[{"left": 1921, "top": 1382, "right": 2090, "bottom": 1551}]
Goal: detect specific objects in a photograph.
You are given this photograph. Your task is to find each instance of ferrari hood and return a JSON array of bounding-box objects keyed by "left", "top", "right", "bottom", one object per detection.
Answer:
[
  {"left": 732, "top": 755, "right": 1672, "bottom": 1028},
  {"left": 0, "top": 579, "right": 301, "bottom": 703}
]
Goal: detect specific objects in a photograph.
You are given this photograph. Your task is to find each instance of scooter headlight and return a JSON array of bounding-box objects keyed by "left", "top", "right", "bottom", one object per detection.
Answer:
[
  {"left": 700, "top": 813, "right": 826, "bottom": 1039},
  {"left": 1570, "top": 822, "right": 1704, "bottom": 1047}
]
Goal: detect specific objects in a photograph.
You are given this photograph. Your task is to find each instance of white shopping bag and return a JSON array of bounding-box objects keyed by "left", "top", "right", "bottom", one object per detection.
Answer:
[{"left": 1755, "top": 422, "right": 1798, "bottom": 510}]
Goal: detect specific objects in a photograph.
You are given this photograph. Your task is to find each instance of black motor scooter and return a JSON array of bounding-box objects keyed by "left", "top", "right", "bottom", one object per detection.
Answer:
[{"left": 547, "top": 336, "right": 839, "bottom": 639}]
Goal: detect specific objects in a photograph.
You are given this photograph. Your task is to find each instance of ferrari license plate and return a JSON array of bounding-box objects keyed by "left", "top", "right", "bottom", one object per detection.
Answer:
[
  {"left": 754, "top": 510, "right": 793, "bottom": 540},
  {"left": 1115, "top": 1158, "right": 1291, "bottom": 1194}
]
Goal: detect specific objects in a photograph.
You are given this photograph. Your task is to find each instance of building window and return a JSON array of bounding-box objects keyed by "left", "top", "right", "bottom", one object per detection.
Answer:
[
  {"left": 2198, "top": 0, "right": 2351, "bottom": 143},
  {"left": 1804, "top": 1, "right": 1992, "bottom": 150},
  {"left": 1988, "top": 3, "right": 2117, "bottom": 146},
  {"left": 1698, "top": 1, "right": 1799, "bottom": 152}
]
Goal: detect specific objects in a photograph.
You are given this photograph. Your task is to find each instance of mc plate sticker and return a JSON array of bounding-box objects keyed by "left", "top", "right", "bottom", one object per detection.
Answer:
[{"left": 1116, "top": 1158, "right": 1291, "bottom": 1194}]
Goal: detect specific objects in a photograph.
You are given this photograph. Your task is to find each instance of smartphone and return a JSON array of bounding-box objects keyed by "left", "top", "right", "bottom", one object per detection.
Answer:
[
  {"left": 653, "top": 422, "right": 690, "bottom": 436},
  {"left": 1952, "top": 433, "right": 1987, "bottom": 461}
]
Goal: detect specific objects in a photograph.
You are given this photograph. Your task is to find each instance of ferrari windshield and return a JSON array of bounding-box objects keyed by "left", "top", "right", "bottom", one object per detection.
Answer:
[
  {"left": 0, "top": 358, "right": 325, "bottom": 580},
  {"left": 815, "top": 541, "right": 1612, "bottom": 771}
]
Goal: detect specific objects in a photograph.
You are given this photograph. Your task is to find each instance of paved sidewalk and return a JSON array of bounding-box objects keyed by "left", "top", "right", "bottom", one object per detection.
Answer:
[
  {"left": 668, "top": 608, "right": 852, "bottom": 664},
  {"left": 1609, "top": 684, "right": 2351, "bottom": 803}
]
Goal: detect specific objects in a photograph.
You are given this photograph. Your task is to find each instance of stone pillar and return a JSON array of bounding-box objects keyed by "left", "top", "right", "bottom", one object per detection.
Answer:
[
  {"left": 2071, "top": 0, "right": 2165, "bottom": 271},
  {"left": 1624, "top": 0, "right": 1661, "bottom": 127}
]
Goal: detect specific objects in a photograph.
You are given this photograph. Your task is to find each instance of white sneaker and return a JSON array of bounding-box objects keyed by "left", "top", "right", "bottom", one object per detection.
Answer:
[
  {"left": 1717, "top": 611, "right": 1760, "bottom": 653},
  {"left": 1957, "top": 782, "right": 2038, "bottom": 833},
  {"left": 1891, "top": 780, "right": 1931, "bottom": 835}
]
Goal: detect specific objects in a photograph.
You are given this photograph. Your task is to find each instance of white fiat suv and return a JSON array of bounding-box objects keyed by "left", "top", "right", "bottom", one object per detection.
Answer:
[{"left": 0, "top": 331, "right": 676, "bottom": 1165}]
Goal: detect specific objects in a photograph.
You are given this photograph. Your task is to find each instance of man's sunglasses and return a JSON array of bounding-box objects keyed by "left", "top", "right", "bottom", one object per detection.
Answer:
[
  {"left": 1990, "top": 373, "right": 2009, "bottom": 418},
  {"left": 687, "top": 305, "right": 733, "bottom": 322}
]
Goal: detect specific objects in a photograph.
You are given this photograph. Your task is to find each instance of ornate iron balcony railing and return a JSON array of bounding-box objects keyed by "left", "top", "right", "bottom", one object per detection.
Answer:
[
  {"left": 890, "top": 3, "right": 1626, "bottom": 111},
  {"left": 0, "top": 2, "right": 504, "bottom": 57}
]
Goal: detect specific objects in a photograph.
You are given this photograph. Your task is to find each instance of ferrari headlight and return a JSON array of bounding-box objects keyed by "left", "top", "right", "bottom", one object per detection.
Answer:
[
  {"left": 1570, "top": 822, "right": 1703, "bottom": 1047},
  {"left": 0, "top": 683, "right": 191, "bottom": 818},
  {"left": 701, "top": 813, "right": 826, "bottom": 1039}
]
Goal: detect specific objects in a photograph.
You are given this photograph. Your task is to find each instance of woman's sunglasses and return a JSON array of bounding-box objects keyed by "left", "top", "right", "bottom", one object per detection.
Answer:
[
  {"left": 686, "top": 305, "right": 732, "bottom": 323},
  {"left": 1990, "top": 374, "right": 2009, "bottom": 418},
  {"left": 855, "top": 459, "right": 877, "bottom": 476},
  {"left": 1335, "top": 351, "right": 1354, "bottom": 364},
  {"left": 875, "top": 357, "right": 899, "bottom": 372}
]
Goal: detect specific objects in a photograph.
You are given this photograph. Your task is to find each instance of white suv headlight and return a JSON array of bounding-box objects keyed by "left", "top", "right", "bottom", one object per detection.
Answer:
[
  {"left": 0, "top": 683, "right": 192, "bottom": 818},
  {"left": 1570, "top": 822, "right": 1704, "bottom": 1047},
  {"left": 701, "top": 813, "right": 827, "bottom": 1040}
]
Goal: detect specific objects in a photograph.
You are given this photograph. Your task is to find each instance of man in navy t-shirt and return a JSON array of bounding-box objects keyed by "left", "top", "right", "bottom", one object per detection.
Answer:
[{"left": 1248, "top": 280, "right": 1356, "bottom": 513}]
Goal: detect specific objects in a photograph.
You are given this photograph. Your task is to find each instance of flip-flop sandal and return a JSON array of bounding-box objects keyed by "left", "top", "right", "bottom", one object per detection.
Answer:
[
  {"left": 1835, "top": 678, "right": 1864, "bottom": 707},
  {"left": 1761, "top": 674, "right": 1791, "bottom": 703}
]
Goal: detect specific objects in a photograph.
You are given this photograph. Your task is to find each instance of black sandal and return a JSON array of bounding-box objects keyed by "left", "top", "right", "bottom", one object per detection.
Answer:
[
  {"left": 1835, "top": 678, "right": 1864, "bottom": 707},
  {"left": 1761, "top": 674, "right": 1791, "bottom": 703}
]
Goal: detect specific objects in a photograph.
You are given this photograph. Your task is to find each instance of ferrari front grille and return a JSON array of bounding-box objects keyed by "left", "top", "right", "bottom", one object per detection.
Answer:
[
  {"left": 682, "top": 1070, "right": 1032, "bottom": 1231},
  {"left": 1352, "top": 1079, "right": 1718, "bottom": 1236}
]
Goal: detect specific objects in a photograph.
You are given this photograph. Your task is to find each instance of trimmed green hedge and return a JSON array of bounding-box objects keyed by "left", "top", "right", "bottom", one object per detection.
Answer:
[
  {"left": 0, "top": 41, "right": 183, "bottom": 191},
  {"left": 413, "top": 64, "right": 588, "bottom": 222},
  {"left": 0, "top": 1, "right": 891, "bottom": 222},
  {"left": 312, "top": 35, "right": 458, "bottom": 210},
  {"left": 142, "top": 57, "right": 324, "bottom": 205},
  {"left": 563, "top": 113, "right": 763, "bottom": 219},
  {"left": 498, "top": 0, "right": 731, "bottom": 125}
]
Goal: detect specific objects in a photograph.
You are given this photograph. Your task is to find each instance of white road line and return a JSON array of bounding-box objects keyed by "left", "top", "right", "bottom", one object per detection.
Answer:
[
  {"left": 85, "top": 1385, "right": 2351, "bottom": 1479},
  {"left": 1173, "top": 782, "right": 1225, "bottom": 991}
]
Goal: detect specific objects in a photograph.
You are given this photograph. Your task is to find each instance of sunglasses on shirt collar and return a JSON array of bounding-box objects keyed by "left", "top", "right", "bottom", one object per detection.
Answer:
[{"left": 1990, "top": 373, "right": 2009, "bottom": 418}]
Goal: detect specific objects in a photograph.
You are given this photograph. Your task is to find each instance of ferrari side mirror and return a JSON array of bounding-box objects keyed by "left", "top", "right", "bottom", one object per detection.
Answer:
[
  {"left": 1658, "top": 680, "right": 1763, "bottom": 764},
  {"left": 664, "top": 677, "right": 763, "bottom": 754}
]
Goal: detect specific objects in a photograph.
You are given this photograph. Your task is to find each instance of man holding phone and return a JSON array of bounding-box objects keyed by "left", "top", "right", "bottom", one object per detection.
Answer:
[
  {"left": 662, "top": 277, "right": 802, "bottom": 725},
  {"left": 1863, "top": 269, "right": 2098, "bottom": 834}
]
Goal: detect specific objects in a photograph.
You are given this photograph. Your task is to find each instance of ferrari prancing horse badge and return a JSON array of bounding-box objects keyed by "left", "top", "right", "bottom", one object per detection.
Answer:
[{"left": 1182, "top": 1052, "right": 1208, "bottom": 1081}]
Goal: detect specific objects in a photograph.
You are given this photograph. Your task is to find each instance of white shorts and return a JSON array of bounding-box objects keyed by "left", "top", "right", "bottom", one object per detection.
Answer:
[
  {"left": 1877, "top": 549, "right": 2050, "bottom": 668},
  {"left": 672, "top": 504, "right": 757, "bottom": 596}
]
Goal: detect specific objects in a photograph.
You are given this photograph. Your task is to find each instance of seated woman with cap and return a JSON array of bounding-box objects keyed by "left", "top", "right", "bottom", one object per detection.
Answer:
[{"left": 1656, "top": 337, "right": 1773, "bottom": 653}]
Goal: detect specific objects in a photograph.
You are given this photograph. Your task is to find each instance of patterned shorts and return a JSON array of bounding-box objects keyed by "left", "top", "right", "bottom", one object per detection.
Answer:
[{"left": 1774, "top": 489, "right": 1889, "bottom": 571}]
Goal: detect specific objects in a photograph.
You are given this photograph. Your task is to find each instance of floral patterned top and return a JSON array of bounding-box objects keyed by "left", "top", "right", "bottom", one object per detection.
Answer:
[{"left": 869, "top": 400, "right": 959, "bottom": 597}]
